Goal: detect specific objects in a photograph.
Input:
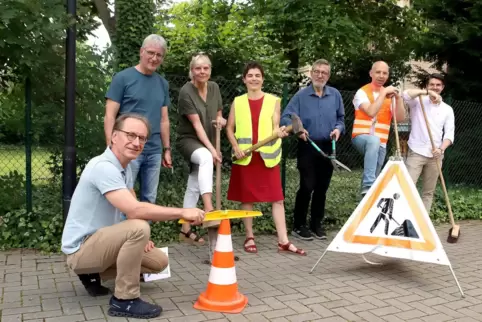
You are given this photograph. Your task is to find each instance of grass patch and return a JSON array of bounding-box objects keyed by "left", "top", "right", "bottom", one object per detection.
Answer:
[{"left": 0, "top": 146, "right": 52, "bottom": 182}]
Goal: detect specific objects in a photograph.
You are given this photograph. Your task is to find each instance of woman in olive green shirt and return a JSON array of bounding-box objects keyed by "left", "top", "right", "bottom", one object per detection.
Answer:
[{"left": 176, "top": 54, "right": 225, "bottom": 246}]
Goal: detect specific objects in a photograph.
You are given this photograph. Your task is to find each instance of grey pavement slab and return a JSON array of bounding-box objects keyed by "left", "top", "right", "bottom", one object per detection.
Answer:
[{"left": 1, "top": 220, "right": 481, "bottom": 321}]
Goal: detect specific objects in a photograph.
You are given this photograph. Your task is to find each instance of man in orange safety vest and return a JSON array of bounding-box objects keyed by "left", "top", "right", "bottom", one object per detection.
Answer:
[{"left": 351, "top": 61, "right": 406, "bottom": 196}]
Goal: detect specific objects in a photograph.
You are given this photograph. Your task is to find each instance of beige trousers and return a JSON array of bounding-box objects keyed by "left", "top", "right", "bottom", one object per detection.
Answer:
[
  {"left": 66, "top": 219, "right": 168, "bottom": 299},
  {"left": 405, "top": 148, "right": 444, "bottom": 213}
]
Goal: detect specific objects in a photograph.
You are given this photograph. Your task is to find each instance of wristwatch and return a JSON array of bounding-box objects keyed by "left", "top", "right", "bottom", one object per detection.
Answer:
[{"left": 163, "top": 147, "right": 171, "bottom": 152}]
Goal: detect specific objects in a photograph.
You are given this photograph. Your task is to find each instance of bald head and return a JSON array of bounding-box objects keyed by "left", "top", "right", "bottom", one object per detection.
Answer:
[
  {"left": 371, "top": 61, "right": 389, "bottom": 71},
  {"left": 369, "top": 61, "right": 389, "bottom": 87}
]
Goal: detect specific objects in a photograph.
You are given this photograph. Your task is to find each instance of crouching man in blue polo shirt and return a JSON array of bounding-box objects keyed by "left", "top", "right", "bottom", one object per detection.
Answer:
[{"left": 61, "top": 113, "right": 204, "bottom": 319}]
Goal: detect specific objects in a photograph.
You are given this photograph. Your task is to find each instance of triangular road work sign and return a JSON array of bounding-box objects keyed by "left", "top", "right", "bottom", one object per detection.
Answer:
[{"left": 326, "top": 160, "right": 451, "bottom": 266}]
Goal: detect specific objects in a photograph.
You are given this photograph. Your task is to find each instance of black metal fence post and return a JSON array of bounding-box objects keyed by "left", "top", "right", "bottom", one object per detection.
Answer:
[
  {"left": 281, "top": 83, "right": 288, "bottom": 196},
  {"left": 25, "top": 77, "right": 32, "bottom": 214},
  {"left": 63, "top": 0, "right": 77, "bottom": 225}
]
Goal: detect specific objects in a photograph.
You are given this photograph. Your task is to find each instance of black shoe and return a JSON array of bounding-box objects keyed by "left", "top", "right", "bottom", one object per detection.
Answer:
[
  {"left": 78, "top": 273, "right": 110, "bottom": 297},
  {"left": 291, "top": 226, "right": 313, "bottom": 241},
  {"left": 108, "top": 295, "right": 161, "bottom": 307},
  {"left": 361, "top": 187, "right": 370, "bottom": 197},
  {"left": 108, "top": 296, "right": 162, "bottom": 319},
  {"left": 311, "top": 226, "right": 327, "bottom": 240}
]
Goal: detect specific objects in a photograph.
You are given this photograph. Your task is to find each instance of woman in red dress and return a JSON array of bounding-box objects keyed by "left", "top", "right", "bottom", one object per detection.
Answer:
[{"left": 226, "top": 61, "right": 306, "bottom": 256}]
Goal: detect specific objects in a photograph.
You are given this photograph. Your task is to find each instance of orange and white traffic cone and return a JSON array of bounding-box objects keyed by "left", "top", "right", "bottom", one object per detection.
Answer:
[{"left": 194, "top": 219, "right": 248, "bottom": 313}]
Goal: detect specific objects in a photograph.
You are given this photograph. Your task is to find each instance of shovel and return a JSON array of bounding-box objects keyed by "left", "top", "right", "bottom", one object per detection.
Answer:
[
  {"left": 203, "top": 122, "right": 241, "bottom": 264},
  {"left": 418, "top": 96, "right": 460, "bottom": 243}
]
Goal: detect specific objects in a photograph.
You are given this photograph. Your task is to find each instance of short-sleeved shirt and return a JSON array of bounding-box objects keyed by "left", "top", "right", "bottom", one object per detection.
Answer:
[
  {"left": 61, "top": 147, "right": 134, "bottom": 255},
  {"left": 176, "top": 81, "right": 223, "bottom": 161},
  {"left": 105, "top": 67, "right": 171, "bottom": 154},
  {"left": 352, "top": 88, "right": 392, "bottom": 148}
]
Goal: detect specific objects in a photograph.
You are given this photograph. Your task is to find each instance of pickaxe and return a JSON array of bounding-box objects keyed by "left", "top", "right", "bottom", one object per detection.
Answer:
[{"left": 232, "top": 113, "right": 305, "bottom": 161}]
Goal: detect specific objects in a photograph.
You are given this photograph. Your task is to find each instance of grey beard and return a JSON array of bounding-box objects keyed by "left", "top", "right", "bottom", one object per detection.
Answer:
[
  {"left": 313, "top": 84, "right": 324, "bottom": 91},
  {"left": 313, "top": 81, "right": 325, "bottom": 88}
]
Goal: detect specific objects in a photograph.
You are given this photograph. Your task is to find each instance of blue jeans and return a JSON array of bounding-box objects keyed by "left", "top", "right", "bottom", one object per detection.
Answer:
[
  {"left": 352, "top": 134, "right": 387, "bottom": 193},
  {"left": 129, "top": 150, "right": 162, "bottom": 203},
  {"left": 120, "top": 151, "right": 162, "bottom": 222}
]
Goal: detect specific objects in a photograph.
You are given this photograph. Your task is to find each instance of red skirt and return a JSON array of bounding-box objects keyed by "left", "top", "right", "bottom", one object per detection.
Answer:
[{"left": 227, "top": 151, "right": 284, "bottom": 203}]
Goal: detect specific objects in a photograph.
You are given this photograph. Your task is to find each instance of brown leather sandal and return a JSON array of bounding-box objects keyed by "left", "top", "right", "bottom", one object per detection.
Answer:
[
  {"left": 244, "top": 237, "right": 258, "bottom": 253},
  {"left": 179, "top": 229, "right": 205, "bottom": 246},
  {"left": 278, "top": 241, "right": 306, "bottom": 256}
]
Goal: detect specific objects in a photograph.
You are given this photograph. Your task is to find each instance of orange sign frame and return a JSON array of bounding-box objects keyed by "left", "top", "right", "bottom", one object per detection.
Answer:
[{"left": 343, "top": 164, "right": 436, "bottom": 252}]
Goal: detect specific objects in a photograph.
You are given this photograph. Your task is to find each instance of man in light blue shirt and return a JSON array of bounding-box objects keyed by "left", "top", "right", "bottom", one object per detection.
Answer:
[
  {"left": 104, "top": 34, "right": 172, "bottom": 206},
  {"left": 62, "top": 113, "right": 204, "bottom": 319},
  {"left": 281, "top": 59, "right": 345, "bottom": 241}
]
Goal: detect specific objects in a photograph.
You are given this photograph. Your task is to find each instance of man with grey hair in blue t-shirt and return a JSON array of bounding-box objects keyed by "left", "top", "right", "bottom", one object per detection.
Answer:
[
  {"left": 62, "top": 113, "right": 204, "bottom": 319},
  {"left": 104, "top": 34, "right": 172, "bottom": 206}
]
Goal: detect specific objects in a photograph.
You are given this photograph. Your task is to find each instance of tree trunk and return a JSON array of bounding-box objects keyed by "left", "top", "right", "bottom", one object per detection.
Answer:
[{"left": 92, "top": 0, "right": 116, "bottom": 41}]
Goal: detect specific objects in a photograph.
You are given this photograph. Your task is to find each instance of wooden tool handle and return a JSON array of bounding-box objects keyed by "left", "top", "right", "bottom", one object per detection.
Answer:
[
  {"left": 232, "top": 124, "right": 293, "bottom": 161},
  {"left": 418, "top": 96, "right": 455, "bottom": 226},
  {"left": 215, "top": 125, "right": 221, "bottom": 211},
  {"left": 391, "top": 96, "right": 401, "bottom": 156}
]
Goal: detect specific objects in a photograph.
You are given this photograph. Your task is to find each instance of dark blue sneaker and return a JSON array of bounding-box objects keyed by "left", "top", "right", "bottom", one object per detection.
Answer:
[{"left": 108, "top": 296, "right": 162, "bottom": 319}]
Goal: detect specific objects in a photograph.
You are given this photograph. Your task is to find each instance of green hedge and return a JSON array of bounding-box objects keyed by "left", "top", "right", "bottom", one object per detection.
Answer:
[{"left": 1, "top": 160, "right": 481, "bottom": 253}]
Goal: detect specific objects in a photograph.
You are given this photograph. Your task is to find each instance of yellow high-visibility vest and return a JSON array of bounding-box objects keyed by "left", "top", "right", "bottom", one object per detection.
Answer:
[{"left": 233, "top": 93, "right": 282, "bottom": 168}]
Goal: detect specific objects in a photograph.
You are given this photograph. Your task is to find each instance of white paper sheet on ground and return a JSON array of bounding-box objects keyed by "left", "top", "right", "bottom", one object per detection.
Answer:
[
  {"left": 143, "top": 247, "right": 171, "bottom": 281},
  {"left": 326, "top": 160, "right": 451, "bottom": 266}
]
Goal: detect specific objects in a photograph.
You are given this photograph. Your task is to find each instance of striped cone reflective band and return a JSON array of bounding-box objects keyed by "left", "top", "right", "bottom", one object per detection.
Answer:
[{"left": 194, "top": 219, "right": 248, "bottom": 313}]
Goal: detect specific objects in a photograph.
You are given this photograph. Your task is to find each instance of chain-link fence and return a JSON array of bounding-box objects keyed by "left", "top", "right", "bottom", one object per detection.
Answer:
[
  {"left": 1, "top": 74, "right": 481, "bottom": 215},
  {"left": 0, "top": 147, "right": 51, "bottom": 181},
  {"left": 166, "top": 74, "right": 482, "bottom": 186}
]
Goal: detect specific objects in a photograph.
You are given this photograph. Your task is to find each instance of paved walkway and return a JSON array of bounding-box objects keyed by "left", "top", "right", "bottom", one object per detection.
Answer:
[{"left": 1, "top": 220, "right": 482, "bottom": 322}]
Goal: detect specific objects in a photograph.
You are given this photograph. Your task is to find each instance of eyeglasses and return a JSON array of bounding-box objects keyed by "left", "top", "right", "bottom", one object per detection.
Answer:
[
  {"left": 312, "top": 70, "right": 329, "bottom": 76},
  {"left": 144, "top": 50, "right": 164, "bottom": 59},
  {"left": 117, "top": 130, "right": 148, "bottom": 144}
]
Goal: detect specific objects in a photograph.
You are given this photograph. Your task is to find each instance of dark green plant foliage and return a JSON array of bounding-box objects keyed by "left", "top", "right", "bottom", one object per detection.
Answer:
[
  {"left": 114, "top": 0, "right": 156, "bottom": 72},
  {"left": 412, "top": 0, "right": 482, "bottom": 102},
  {"left": 1, "top": 166, "right": 480, "bottom": 253}
]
